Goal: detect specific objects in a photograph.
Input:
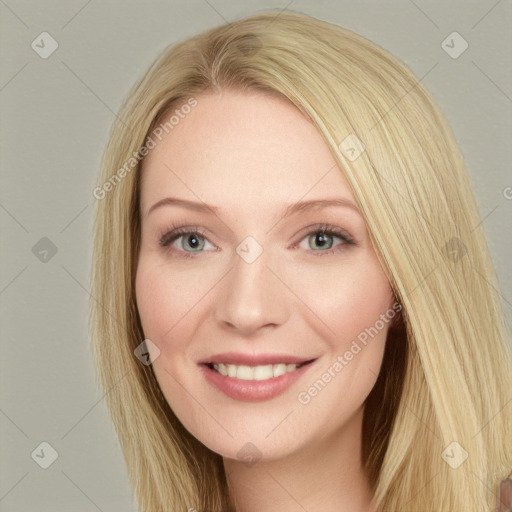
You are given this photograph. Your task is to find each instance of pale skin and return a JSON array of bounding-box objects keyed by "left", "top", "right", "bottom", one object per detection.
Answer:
[{"left": 136, "top": 89, "right": 393, "bottom": 511}]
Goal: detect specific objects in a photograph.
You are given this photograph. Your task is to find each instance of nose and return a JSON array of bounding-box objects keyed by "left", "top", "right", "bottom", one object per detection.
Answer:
[{"left": 213, "top": 245, "right": 289, "bottom": 336}]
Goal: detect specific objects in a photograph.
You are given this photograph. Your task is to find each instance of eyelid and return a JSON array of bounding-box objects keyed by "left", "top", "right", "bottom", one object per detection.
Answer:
[
  {"left": 158, "top": 222, "right": 356, "bottom": 257},
  {"left": 290, "top": 223, "right": 355, "bottom": 248},
  {"left": 158, "top": 225, "right": 212, "bottom": 248}
]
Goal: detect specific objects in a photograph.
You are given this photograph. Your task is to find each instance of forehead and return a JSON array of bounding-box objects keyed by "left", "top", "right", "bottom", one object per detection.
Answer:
[{"left": 140, "top": 89, "right": 354, "bottom": 215}]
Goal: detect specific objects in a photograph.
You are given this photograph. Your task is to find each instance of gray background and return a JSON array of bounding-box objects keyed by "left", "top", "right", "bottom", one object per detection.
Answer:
[{"left": 1, "top": 1, "right": 511, "bottom": 510}]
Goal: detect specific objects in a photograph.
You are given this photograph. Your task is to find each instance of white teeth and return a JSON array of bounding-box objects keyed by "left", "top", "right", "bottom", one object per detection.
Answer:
[
  {"left": 212, "top": 362, "right": 300, "bottom": 380},
  {"left": 236, "top": 365, "right": 254, "bottom": 380},
  {"left": 273, "top": 363, "right": 287, "bottom": 378},
  {"left": 253, "top": 364, "right": 274, "bottom": 380}
]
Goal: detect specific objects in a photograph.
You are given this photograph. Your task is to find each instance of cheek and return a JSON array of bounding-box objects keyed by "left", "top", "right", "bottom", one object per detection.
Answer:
[
  {"left": 291, "top": 262, "right": 392, "bottom": 428},
  {"left": 136, "top": 261, "right": 169, "bottom": 340},
  {"left": 135, "top": 256, "right": 219, "bottom": 441},
  {"left": 135, "top": 256, "right": 196, "bottom": 353},
  {"left": 289, "top": 253, "right": 394, "bottom": 346},
  {"left": 135, "top": 253, "right": 226, "bottom": 373}
]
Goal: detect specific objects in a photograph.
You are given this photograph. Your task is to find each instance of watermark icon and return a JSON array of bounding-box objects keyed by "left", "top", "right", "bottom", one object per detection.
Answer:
[
  {"left": 441, "top": 441, "right": 468, "bottom": 469},
  {"left": 236, "top": 236, "right": 263, "bottom": 264},
  {"left": 233, "top": 33, "right": 263, "bottom": 56},
  {"left": 237, "top": 442, "right": 262, "bottom": 467},
  {"left": 443, "top": 237, "right": 467, "bottom": 263},
  {"left": 339, "top": 134, "right": 366, "bottom": 161},
  {"left": 297, "top": 302, "right": 402, "bottom": 405},
  {"left": 441, "top": 32, "right": 468, "bottom": 59},
  {"left": 32, "top": 237, "right": 58, "bottom": 263},
  {"left": 93, "top": 97, "right": 198, "bottom": 200},
  {"left": 134, "top": 339, "right": 161, "bottom": 366},
  {"left": 31, "top": 32, "right": 58, "bottom": 59},
  {"left": 31, "top": 441, "right": 59, "bottom": 469},
  {"left": 503, "top": 187, "right": 512, "bottom": 200}
]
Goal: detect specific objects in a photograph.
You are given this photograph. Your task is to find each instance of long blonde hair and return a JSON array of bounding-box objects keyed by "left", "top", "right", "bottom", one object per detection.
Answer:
[{"left": 89, "top": 11, "right": 512, "bottom": 511}]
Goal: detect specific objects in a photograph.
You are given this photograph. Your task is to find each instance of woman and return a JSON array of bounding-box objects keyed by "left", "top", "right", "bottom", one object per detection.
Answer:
[{"left": 89, "top": 11, "right": 512, "bottom": 511}]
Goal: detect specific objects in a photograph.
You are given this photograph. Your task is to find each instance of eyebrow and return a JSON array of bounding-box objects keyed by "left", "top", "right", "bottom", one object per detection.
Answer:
[{"left": 146, "top": 197, "right": 360, "bottom": 218}]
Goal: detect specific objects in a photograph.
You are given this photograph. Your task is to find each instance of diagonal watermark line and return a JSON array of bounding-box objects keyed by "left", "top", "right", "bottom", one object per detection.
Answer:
[
  {"left": 0, "top": 0, "right": 29, "bottom": 28},
  {"left": 203, "top": 0, "right": 232, "bottom": 25},
  {"left": 265, "top": 265, "right": 336, "bottom": 336},
  {"left": 61, "top": 0, "right": 94, "bottom": 29},
  {"left": 0, "top": 472, "right": 29, "bottom": 503},
  {"left": 61, "top": 264, "right": 129, "bottom": 334},
  {"left": 163, "top": 367, "right": 234, "bottom": 438},
  {"left": 471, "top": 470, "right": 499, "bottom": 503},
  {"left": 409, "top": 0, "right": 439, "bottom": 29},
  {"left": 61, "top": 369, "right": 132, "bottom": 439},
  {"left": 0, "top": 62, "right": 29, "bottom": 93},
  {"left": 265, "top": 163, "right": 338, "bottom": 235},
  {"left": 264, "top": 470, "right": 310, "bottom": 511},
  {"left": 471, "top": 0, "right": 503, "bottom": 29},
  {"left": 163, "top": 163, "right": 234, "bottom": 234},
  {"left": 60, "top": 60, "right": 129, "bottom": 126},
  {"left": 162, "top": 266, "right": 234, "bottom": 338},
  {"left": 491, "top": 473, "right": 512, "bottom": 510},
  {"left": 401, "top": 400, "right": 441, "bottom": 440},
  {"left": 397, "top": 472, "right": 440, "bottom": 512},
  {"left": 0, "top": 202, "right": 29, "bottom": 232},
  {"left": 472, "top": 61, "right": 512, "bottom": 104},
  {"left": 265, "top": 0, "right": 295, "bottom": 28},
  {"left": 0, "top": 265, "right": 28, "bottom": 297},
  {"left": 370, "top": 62, "right": 439, "bottom": 131},
  {"left": 368, "top": 368, "right": 441, "bottom": 441},
  {"left": 152, "top": 165, "right": 245, "bottom": 334},
  {"left": 404, "top": 264, "right": 439, "bottom": 298},
  {"left": 62, "top": 471, "right": 104, "bottom": 511},
  {"left": 265, "top": 409, "right": 294, "bottom": 438},
  {"left": 60, "top": 204, "right": 90, "bottom": 233},
  {"left": 471, "top": 265, "right": 511, "bottom": 309},
  {"left": 472, "top": 395, "right": 512, "bottom": 438},
  {"left": 0, "top": 408, "right": 29, "bottom": 438},
  {"left": 470, "top": 205, "right": 498, "bottom": 233},
  {"left": 370, "top": 166, "right": 443, "bottom": 237}
]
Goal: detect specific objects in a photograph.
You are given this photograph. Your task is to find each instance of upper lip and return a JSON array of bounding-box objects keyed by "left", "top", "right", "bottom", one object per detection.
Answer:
[{"left": 199, "top": 352, "right": 317, "bottom": 366}]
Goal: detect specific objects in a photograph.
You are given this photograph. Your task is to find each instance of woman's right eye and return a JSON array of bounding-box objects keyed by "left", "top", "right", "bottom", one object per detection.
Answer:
[{"left": 159, "top": 228, "right": 217, "bottom": 258}]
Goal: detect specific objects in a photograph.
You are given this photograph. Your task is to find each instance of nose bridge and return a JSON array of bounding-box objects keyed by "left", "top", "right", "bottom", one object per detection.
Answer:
[{"left": 214, "top": 238, "right": 288, "bottom": 333}]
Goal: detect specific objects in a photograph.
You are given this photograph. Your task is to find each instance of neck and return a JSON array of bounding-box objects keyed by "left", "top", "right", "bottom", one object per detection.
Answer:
[{"left": 223, "top": 406, "right": 376, "bottom": 512}]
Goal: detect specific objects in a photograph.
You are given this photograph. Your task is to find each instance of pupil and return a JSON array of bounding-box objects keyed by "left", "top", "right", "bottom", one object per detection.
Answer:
[
  {"left": 188, "top": 234, "right": 200, "bottom": 249},
  {"left": 316, "top": 233, "right": 328, "bottom": 247}
]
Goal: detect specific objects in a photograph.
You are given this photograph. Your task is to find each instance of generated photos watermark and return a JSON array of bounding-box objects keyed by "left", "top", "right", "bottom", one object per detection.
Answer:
[
  {"left": 297, "top": 302, "right": 402, "bottom": 405},
  {"left": 93, "top": 97, "right": 198, "bottom": 200}
]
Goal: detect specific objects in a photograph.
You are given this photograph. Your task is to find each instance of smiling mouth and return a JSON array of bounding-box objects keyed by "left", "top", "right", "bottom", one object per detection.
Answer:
[{"left": 205, "top": 360, "right": 315, "bottom": 381}]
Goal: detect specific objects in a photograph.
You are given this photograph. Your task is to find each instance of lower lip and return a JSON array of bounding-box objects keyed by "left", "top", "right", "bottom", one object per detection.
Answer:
[{"left": 200, "top": 362, "right": 315, "bottom": 402}]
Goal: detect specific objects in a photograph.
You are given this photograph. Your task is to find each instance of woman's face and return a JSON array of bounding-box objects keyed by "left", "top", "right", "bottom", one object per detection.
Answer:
[{"left": 136, "top": 89, "right": 395, "bottom": 462}]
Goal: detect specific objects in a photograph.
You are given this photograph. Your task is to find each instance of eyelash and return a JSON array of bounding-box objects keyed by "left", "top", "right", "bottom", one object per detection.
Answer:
[{"left": 158, "top": 222, "right": 355, "bottom": 259}]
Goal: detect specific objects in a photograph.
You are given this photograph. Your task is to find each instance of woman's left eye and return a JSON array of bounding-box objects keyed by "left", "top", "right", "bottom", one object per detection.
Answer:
[
  {"left": 158, "top": 224, "right": 355, "bottom": 258},
  {"left": 296, "top": 225, "right": 355, "bottom": 255}
]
